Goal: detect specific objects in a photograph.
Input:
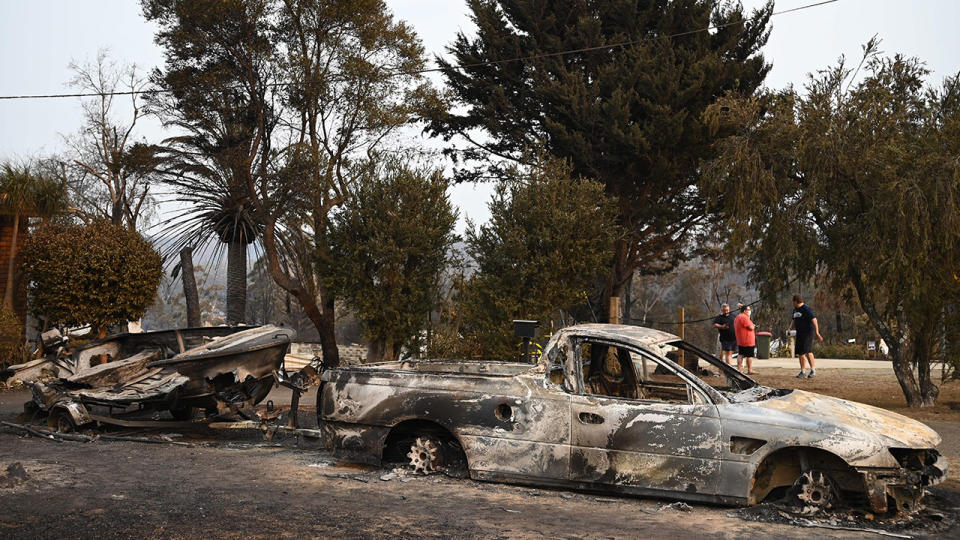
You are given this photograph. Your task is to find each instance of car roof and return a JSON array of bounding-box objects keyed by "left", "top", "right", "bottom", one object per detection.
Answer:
[{"left": 555, "top": 323, "right": 680, "bottom": 348}]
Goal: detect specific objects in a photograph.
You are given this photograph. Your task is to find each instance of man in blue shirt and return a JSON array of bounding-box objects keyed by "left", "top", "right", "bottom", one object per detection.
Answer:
[{"left": 788, "top": 294, "right": 823, "bottom": 378}]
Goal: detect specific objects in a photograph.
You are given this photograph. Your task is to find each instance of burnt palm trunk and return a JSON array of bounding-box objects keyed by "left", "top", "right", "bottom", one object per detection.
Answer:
[
  {"left": 3, "top": 214, "right": 21, "bottom": 311},
  {"left": 180, "top": 246, "right": 201, "bottom": 327},
  {"left": 226, "top": 238, "right": 246, "bottom": 325}
]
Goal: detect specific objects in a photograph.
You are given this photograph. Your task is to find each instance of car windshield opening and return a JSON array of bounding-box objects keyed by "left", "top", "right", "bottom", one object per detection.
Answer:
[{"left": 649, "top": 340, "right": 757, "bottom": 394}]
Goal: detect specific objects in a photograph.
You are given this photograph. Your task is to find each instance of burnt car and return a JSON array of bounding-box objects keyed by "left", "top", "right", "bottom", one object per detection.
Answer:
[{"left": 319, "top": 324, "right": 946, "bottom": 513}]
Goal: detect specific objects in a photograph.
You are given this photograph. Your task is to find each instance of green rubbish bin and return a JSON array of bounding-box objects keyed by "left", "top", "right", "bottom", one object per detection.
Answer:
[{"left": 756, "top": 332, "right": 772, "bottom": 359}]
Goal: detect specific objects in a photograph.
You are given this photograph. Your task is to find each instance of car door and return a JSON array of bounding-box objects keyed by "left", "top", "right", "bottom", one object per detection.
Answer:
[
  {"left": 568, "top": 338, "right": 724, "bottom": 497},
  {"left": 459, "top": 334, "right": 573, "bottom": 483}
]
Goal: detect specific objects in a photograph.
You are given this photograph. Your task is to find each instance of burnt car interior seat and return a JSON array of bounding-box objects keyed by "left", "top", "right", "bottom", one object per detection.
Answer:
[{"left": 585, "top": 343, "right": 643, "bottom": 399}]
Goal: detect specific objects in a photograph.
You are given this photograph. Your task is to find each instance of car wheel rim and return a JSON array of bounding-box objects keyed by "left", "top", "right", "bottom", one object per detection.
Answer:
[{"left": 407, "top": 437, "right": 440, "bottom": 475}]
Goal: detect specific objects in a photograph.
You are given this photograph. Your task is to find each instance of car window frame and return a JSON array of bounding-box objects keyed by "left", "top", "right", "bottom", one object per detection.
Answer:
[
  {"left": 571, "top": 336, "right": 714, "bottom": 406},
  {"left": 663, "top": 339, "right": 757, "bottom": 391}
]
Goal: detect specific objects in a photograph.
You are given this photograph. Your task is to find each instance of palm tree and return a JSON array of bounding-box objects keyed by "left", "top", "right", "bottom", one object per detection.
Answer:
[
  {"left": 155, "top": 133, "right": 262, "bottom": 326},
  {"left": 142, "top": 0, "right": 277, "bottom": 327},
  {"left": 0, "top": 162, "right": 68, "bottom": 310}
]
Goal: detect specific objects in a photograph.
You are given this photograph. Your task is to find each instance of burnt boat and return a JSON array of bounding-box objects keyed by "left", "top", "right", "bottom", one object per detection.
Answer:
[{"left": 27, "top": 325, "right": 295, "bottom": 429}]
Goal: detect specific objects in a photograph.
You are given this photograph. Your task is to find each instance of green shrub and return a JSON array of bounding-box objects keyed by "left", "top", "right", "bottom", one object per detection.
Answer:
[
  {"left": 20, "top": 220, "right": 163, "bottom": 333},
  {"left": 0, "top": 307, "right": 21, "bottom": 369}
]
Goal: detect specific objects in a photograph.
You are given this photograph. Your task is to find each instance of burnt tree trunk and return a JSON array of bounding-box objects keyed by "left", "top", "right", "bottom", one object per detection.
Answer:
[
  {"left": 226, "top": 238, "right": 246, "bottom": 325},
  {"left": 851, "top": 270, "right": 930, "bottom": 407},
  {"left": 603, "top": 237, "right": 631, "bottom": 323},
  {"left": 912, "top": 315, "right": 941, "bottom": 407},
  {"left": 179, "top": 246, "right": 201, "bottom": 327},
  {"left": 317, "top": 283, "right": 340, "bottom": 366},
  {"left": 262, "top": 219, "right": 340, "bottom": 367},
  {"left": 2, "top": 212, "right": 21, "bottom": 310},
  {"left": 890, "top": 351, "right": 924, "bottom": 408}
]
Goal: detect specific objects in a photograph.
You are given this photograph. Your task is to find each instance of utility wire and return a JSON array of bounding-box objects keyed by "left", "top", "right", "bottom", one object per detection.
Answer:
[
  {"left": 629, "top": 274, "right": 802, "bottom": 326},
  {"left": 0, "top": 0, "right": 840, "bottom": 101},
  {"left": 630, "top": 297, "right": 763, "bottom": 326}
]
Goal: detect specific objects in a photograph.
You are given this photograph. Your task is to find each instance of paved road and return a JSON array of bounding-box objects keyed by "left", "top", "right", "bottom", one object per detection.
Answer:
[{"left": 752, "top": 357, "right": 893, "bottom": 370}]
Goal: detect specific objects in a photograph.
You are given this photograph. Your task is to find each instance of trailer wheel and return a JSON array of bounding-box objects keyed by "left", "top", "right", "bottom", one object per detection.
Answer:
[
  {"left": 48, "top": 410, "right": 78, "bottom": 433},
  {"left": 170, "top": 407, "right": 198, "bottom": 421}
]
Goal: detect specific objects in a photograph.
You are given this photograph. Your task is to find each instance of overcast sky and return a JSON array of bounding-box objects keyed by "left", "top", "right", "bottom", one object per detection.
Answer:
[{"left": 2, "top": 0, "right": 959, "bottom": 231}]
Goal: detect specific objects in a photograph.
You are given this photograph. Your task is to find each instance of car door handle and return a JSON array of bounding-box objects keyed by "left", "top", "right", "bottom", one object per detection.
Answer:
[{"left": 578, "top": 412, "right": 604, "bottom": 425}]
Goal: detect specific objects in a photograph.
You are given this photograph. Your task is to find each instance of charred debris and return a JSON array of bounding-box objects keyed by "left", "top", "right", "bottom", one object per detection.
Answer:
[{"left": 3, "top": 325, "right": 312, "bottom": 433}]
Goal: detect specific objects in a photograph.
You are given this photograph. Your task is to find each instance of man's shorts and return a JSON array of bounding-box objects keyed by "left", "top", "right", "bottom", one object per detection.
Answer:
[
  {"left": 796, "top": 333, "right": 814, "bottom": 355},
  {"left": 720, "top": 340, "right": 737, "bottom": 352},
  {"left": 738, "top": 345, "right": 756, "bottom": 358}
]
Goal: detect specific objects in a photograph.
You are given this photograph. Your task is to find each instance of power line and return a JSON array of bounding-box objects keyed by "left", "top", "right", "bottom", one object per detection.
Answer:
[
  {"left": 0, "top": 0, "right": 839, "bottom": 101},
  {"left": 630, "top": 298, "right": 763, "bottom": 326},
  {"left": 630, "top": 274, "right": 802, "bottom": 326}
]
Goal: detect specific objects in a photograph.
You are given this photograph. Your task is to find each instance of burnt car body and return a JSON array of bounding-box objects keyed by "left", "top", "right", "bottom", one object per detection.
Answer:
[{"left": 320, "top": 324, "right": 947, "bottom": 513}]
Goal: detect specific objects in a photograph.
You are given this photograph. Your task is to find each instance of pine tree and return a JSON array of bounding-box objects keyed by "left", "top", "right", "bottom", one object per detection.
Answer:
[{"left": 429, "top": 0, "right": 772, "bottom": 318}]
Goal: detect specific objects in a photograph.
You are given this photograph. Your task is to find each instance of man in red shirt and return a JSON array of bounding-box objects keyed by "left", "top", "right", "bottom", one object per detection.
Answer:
[{"left": 734, "top": 304, "right": 758, "bottom": 374}]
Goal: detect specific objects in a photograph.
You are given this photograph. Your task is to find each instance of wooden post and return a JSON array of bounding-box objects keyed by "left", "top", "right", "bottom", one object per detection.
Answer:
[
  {"left": 609, "top": 297, "right": 621, "bottom": 325},
  {"left": 677, "top": 307, "right": 687, "bottom": 369}
]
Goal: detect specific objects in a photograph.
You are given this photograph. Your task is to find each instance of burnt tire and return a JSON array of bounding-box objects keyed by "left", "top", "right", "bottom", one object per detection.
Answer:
[
  {"left": 48, "top": 410, "right": 78, "bottom": 433},
  {"left": 170, "top": 407, "right": 198, "bottom": 421}
]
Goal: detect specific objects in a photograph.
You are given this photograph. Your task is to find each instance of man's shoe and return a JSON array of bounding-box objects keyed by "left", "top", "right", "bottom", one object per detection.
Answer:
[
  {"left": 807, "top": 370, "right": 816, "bottom": 378},
  {"left": 795, "top": 371, "right": 806, "bottom": 378}
]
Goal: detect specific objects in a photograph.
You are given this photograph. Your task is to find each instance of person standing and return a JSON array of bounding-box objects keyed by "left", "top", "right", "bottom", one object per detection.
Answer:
[
  {"left": 734, "top": 304, "right": 758, "bottom": 374},
  {"left": 789, "top": 294, "right": 823, "bottom": 378},
  {"left": 712, "top": 304, "right": 737, "bottom": 365}
]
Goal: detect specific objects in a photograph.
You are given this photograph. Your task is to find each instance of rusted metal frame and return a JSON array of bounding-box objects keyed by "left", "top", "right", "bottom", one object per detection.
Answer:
[
  {"left": 857, "top": 451, "right": 947, "bottom": 514},
  {"left": 87, "top": 414, "right": 196, "bottom": 429},
  {"left": 206, "top": 420, "right": 322, "bottom": 438}
]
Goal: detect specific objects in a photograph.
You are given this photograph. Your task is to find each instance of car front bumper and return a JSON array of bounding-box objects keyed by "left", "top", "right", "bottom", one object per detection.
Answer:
[{"left": 859, "top": 450, "right": 948, "bottom": 513}]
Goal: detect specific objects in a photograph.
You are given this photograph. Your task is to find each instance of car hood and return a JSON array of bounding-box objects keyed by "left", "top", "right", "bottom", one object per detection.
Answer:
[{"left": 748, "top": 389, "right": 941, "bottom": 449}]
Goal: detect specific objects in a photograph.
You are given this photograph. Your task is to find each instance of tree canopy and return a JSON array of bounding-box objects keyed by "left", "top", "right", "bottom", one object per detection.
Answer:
[
  {"left": 702, "top": 41, "right": 960, "bottom": 406},
  {"left": 260, "top": 0, "right": 443, "bottom": 366},
  {"left": 0, "top": 161, "right": 69, "bottom": 311},
  {"left": 0, "top": 162, "right": 68, "bottom": 221},
  {"left": 447, "top": 157, "right": 618, "bottom": 361},
  {"left": 142, "top": 0, "right": 442, "bottom": 362},
  {"left": 429, "top": 0, "right": 773, "bottom": 315},
  {"left": 61, "top": 51, "right": 158, "bottom": 231},
  {"left": 325, "top": 159, "right": 458, "bottom": 362},
  {"left": 20, "top": 220, "right": 163, "bottom": 334}
]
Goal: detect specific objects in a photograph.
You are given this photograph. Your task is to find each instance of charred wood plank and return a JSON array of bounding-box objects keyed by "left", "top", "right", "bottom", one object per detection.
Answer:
[{"left": 67, "top": 349, "right": 162, "bottom": 387}]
